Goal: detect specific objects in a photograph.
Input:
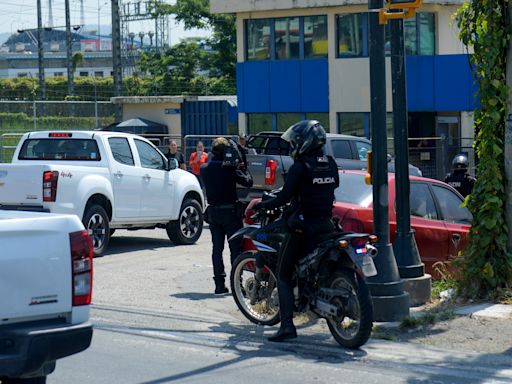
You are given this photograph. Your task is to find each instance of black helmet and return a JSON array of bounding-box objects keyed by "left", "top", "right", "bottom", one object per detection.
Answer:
[
  {"left": 452, "top": 153, "right": 469, "bottom": 171},
  {"left": 281, "top": 120, "right": 326, "bottom": 159}
]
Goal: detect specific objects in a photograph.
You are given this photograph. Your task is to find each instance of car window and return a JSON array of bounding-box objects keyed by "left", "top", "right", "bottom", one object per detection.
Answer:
[
  {"left": 108, "top": 137, "right": 134, "bottom": 166},
  {"left": 335, "top": 173, "right": 373, "bottom": 206},
  {"left": 432, "top": 185, "right": 473, "bottom": 224},
  {"left": 410, "top": 183, "right": 438, "bottom": 220},
  {"left": 19, "top": 139, "right": 101, "bottom": 161},
  {"left": 264, "top": 137, "right": 290, "bottom": 155},
  {"left": 355, "top": 141, "right": 371, "bottom": 161},
  {"left": 135, "top": 139, "right": 166, "bottom": 170},
  {"left": 331, "top": 140, "right": 352, "bottom": 159}
]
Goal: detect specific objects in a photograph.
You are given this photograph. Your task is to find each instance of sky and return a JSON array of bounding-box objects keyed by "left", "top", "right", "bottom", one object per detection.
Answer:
[{"left": 0, "top": 0, "right": 210, "bottom": 45}]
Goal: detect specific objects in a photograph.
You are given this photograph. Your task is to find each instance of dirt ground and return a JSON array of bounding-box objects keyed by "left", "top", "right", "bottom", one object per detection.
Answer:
[{"left": 372, "top": 301, "right": 512, "bottom": 354}]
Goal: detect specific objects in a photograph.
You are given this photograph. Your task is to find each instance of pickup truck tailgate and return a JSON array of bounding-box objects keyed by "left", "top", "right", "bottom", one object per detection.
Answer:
[
  {"left": 0, "top": 211, "right": 73, "bottom": 323},
  {"left": 0, "top": 164, "right": 49, "bottom": 206}
]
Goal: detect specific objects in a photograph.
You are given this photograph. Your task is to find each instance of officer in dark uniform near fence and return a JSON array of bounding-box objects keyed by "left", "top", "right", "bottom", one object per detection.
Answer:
[
  {"left": 201, "top": 137, "right": 253, "bottom": 295},
  {"left": 444, "top": 153, "right": 476, "bottom": 198},
  {"left": 253, "top": 120, "right": 339, "bottom": 342}
]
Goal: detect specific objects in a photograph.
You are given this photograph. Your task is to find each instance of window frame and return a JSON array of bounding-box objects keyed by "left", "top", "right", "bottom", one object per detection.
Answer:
[
  {"left": 108, "top": 137, "right": 134, "bottom": 166},
  {"left": 431, "top": 183, "right": 473, "bottom": 225}
]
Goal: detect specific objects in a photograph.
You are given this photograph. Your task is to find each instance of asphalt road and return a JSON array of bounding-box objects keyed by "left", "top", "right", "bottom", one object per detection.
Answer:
[{"left": 48, "top": 228, "right": 512, "bottom": 384}]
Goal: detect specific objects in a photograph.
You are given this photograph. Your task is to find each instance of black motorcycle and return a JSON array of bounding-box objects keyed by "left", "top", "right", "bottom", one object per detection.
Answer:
[{"left": 229, "top": 196, "right": 378, "bottom": 349}]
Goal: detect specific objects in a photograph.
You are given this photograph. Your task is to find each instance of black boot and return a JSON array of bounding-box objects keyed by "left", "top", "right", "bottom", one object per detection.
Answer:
[
  {"left": 268, "top": 324, "right": 297, "bottom": 342},
  {"left": 213, "top": 277, "right": 229, "bottom": 295}
]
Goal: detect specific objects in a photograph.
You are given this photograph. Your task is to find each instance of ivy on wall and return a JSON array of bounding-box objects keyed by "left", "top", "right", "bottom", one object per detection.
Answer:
[{"left": 455, "top": 0, "right": 512, "bottom": 298}]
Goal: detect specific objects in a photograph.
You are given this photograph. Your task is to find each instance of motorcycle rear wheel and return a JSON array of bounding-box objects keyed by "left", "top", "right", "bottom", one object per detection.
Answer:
[
  {"left": 325, "top": 268, "right": 373, "bottom": 349},
  {"left": 230, "top": 252, "right": 280, "bottom": 326}
]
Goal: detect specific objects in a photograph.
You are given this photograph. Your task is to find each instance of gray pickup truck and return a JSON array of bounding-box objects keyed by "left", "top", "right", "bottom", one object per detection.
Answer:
[{"left": 238, "top": 131, "right": 421, "bottom": 203}]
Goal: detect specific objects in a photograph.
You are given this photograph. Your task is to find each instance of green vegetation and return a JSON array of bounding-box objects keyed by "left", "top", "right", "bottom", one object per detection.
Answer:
[{"left": 454, "top": 1, "right": 512, "bottom": 298}]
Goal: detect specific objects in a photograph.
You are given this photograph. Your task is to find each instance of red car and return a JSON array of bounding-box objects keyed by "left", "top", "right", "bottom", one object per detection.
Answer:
[{"left": 245, "top": 171, "right": 472, "bottom": 277}]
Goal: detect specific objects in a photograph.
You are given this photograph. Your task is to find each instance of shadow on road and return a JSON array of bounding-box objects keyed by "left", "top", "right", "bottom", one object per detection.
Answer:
[
  {"left": 171, "top": 292, "right": 229, "bottom": 301},
  {"left": 102, "top": 233, "right": 178, "bottom": 257}
]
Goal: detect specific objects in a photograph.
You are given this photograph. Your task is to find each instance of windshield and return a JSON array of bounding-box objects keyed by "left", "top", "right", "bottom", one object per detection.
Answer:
[
  {"left": 18, "top": 139, "right": 101, "bottom": 161},
  {"left": 335, "top": 173, "right": 373, "bottom": 206}
]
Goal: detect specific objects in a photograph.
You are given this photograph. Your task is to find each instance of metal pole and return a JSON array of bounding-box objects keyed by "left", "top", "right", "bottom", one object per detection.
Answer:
[
  {"left": 390, "top": 17, "right": 431, "bottom": 305},
  {"left": 111, "top": 0, "right": 123, "bottom": 121},
  {"left": 367, "top": 0, "right": 409, "bottom": 321},
  {"left": 65, "top": 0, "right": 74, "bottom": 98},
  {"left": 94, "top": 77, "right": 99, "bottom": 129},
  {"left": 36, "top": 0, "right": 45, "bottom": 102}
]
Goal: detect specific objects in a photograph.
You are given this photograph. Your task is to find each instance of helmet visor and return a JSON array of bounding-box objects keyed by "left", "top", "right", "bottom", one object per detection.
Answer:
[{"left": 281, "top": 126, "right": 295, "bottom": 143}]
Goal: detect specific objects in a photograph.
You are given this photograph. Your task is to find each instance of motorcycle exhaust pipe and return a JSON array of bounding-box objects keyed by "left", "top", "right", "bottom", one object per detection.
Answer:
[{"left": 366, "top": 244, "right": 378, "bottom": 258}]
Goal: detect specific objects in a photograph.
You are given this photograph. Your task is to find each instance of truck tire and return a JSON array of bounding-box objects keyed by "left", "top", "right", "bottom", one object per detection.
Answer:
[
  {"left": 166, "top": 199, "right": 203, "bottom": 245},
  {"left": 83, "top": 204, "right": 110, "bottom": 257}
]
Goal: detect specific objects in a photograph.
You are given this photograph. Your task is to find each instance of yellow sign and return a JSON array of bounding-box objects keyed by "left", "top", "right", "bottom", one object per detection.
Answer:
[{"left": 380, "top": 0, "right": 422, "bottom": 24}]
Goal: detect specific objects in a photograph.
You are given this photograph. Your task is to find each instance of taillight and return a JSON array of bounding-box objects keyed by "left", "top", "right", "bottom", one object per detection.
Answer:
[
  {"left": 242, "top": 236, "right": 257, "bottom": 252},
  {"left": 341, "top": 218, "right": 365, "bottom": 233},
  {"left": 70, "top": 230, "right": 93, "bottom": 306},
  {"left": 265, "top": 160, "right": 278, "bottom": 185},
  {"left": 43, "top": 171, "right": 59, "bottom": 202},
  {"left": 351, "top": 237, "right": 368, "bottom": 249}
]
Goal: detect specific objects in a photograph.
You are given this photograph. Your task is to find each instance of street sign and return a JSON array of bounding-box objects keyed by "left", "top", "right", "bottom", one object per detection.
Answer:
[{"left": 380, "top": 0, "right": 422, "bottom": 24}]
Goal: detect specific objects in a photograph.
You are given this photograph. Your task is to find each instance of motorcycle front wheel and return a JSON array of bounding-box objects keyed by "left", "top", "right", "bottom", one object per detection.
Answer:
[
  {"left": 325, "top": 268, "right": 374, "bottom": 349},
  {"left": 230, "top": 252, "right": 280, "bottom": 326}
]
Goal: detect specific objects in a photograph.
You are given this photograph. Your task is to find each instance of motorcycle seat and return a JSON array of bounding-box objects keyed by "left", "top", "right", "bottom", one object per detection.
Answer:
[{"left": 316, "top": 231, "right": 345, "bottom": 244}]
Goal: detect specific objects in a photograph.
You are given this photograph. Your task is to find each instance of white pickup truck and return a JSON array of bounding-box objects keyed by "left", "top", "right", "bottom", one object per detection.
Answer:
[
  {"left": 0, "top": 210, "right": 93, "bottom": 384},
  {"left": 0, "top": 131, "right": 204, "bottom": 256}
]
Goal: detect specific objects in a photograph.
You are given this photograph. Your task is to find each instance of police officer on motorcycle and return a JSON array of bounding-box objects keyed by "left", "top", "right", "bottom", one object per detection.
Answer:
[
  {"left": 253, "top": 120, "right": 339, "bottom": 342},
  {"left": 444, "top": 153, "right": 476, "bottom": 197},
  {"left": 201, "top": 137, "right": 253, "bottom": 295}
]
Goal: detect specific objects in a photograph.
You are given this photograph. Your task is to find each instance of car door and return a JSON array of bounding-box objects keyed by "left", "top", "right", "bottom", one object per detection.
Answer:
[
  {"left": 108, "top": 137, "right": 141, "bottom": 219},
  {"left": 409, "top": 182, "right": 451, "bottom": 273},
  {"left": 134, "top": 138, "right": 174, "bottom": 219},
  {"left": 431, "top": 184, "right": 472, "bottom": 260},
  {"left": 329, "top": 139, "right": 362, "bottom": 170}
]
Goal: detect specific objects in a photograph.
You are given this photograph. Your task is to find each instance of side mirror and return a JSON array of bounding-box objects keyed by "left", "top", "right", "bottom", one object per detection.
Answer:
[{"left": 168, "top": 158, "right": 178, "bottom": 170}]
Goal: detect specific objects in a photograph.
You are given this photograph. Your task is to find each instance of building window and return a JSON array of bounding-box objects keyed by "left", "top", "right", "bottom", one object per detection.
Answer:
[
  {"left": 275, "top": 17, "right": 300, "bottom": 60},
  {"left": 54, "top": 72, "right": 64, "bottom": 77},
  {"left": 338, "top": 112, "right": 367, "bottom": 137},
  {"left": 336, "top": 14, "right": 365, "bottom": 58},
  {"left": 247, "top": 113, "right": 273, "bottom": 133},
  {"left": 94, "top": 71, "right": 104, "bottom": 77},
  {"left": 304, "top": 16, "right": 328, "bottom": 58},
  {"left": 246, "top": 19, "right": 271, "bottom": 60},
  {"left": 79, "top": 71, "right": 89, "bottom": 77},
  {"left": 277, "top": 113, "right": 302, "bottom": 131},
  {"left": 17, "top": 73, "right": 28, "bottom": 78},
  {"left": 384, "top": 13, "right": 435, "bottom": 56}
]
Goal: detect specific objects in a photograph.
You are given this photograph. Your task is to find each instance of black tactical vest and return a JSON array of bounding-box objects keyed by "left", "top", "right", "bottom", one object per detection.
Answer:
[{"left": 298, "top": 155, "right": 338, "bottom": 219}]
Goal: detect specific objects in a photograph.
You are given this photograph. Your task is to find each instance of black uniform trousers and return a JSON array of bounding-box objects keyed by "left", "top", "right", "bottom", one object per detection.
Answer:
[
  {"left": 208, "top": 205, "right": 243, "bottom": 284},
  {"left": 276, "top": 218, "right": 334, "bottom": 327}
]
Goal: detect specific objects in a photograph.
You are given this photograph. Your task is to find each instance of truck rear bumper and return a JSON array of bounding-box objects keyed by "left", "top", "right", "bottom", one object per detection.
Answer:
[
  {"left": 0, "top": 205, "right": 49, "bottom": 213},
  {"left": 0, "top": 320, "right": 93, "bottom": 378}
]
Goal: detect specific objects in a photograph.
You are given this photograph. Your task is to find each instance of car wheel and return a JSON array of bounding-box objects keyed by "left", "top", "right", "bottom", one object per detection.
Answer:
[
  {"left": 82, "top": 204, "right": 110, "bottom": 257},
  {"left": 166, "top": 199, "right": 203, "bottom": 245}
]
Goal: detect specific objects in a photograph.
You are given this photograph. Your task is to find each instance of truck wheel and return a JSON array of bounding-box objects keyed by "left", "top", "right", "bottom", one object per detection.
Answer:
[
  {"left": 1, "top": 377, "right": 47, "bottom": 384},
  {"left": 166, "top": 199, "right": 203, "bottom": 245},
  {"left": 83, "top": 204, "right": 110, "bottom": 257}
]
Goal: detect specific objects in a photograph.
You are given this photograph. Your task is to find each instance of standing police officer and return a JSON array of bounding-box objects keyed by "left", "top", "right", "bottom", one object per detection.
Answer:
[
  {"left": 201, "top": 137, "right": 253, "bottom": 295},
  {"left": 253, "top": 120, "right": 339, "bottom": 342},
  {"left": 444, "top": 153, "right": 476, "bottom": 197}
]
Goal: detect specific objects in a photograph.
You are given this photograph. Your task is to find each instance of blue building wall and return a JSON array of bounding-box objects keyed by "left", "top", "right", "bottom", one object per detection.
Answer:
[
  {"left": 237, "top": 59, "right": 329, "bottom": 113},
  {"left": 237, "top": 54, "right": 478, "bottom": 113}
]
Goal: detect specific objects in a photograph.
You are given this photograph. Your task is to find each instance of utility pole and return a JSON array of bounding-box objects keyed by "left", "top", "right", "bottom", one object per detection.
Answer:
[
  {"left": 36, "top": 0, "right": 46, "bottom": 102},
  {"left": 112, "top": 0, "right": 123, "bottom": 121},
  {"left": 506, "top": 1, "right": 512, "bottom": 248},
  {"left": 367, "top": 0, "right": 409, "bottom": 321},
  {"left": 65, "top": 0, "right": 74, "bottom": 98},
  {"left": 390, "top": 17, "right": 431, "bottom": 305}
]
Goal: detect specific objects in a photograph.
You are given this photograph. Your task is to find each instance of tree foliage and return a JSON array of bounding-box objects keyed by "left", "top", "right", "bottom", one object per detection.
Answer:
[
  {"left": 140, "top": 0, "right": 236, "bottom": 94},
  {"left": 455, "top": 0, "right": 512, "bottom": 298}
]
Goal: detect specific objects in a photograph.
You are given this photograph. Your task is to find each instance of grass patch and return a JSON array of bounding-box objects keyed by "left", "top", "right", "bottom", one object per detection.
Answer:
[{"left": 399, "top": 309, "right": 457, "bottom": 331}]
